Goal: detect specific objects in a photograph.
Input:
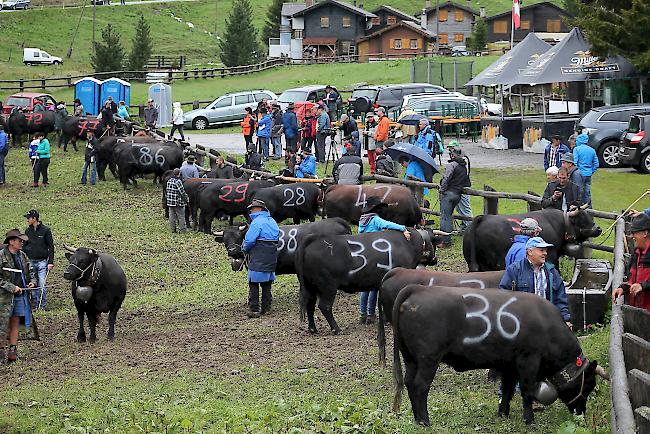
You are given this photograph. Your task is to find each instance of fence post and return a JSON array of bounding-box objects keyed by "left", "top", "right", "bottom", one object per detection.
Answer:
[
  {"left": 19, "top": 80, "right": 24, "bottom": 92},
  {"left": 41, "top": 79, "right": 46, "bottom": 89},
  {"left": 453, "top": 61, "right": 458, "bottom": 92},
  {"left": 483, "top": 185, "right": 499, "bottom": 215},
  {"left": 527, "top": 191, "right": 542, "bottom": 211},
  {"left": 426, "top": 59, "right": 431, "bottom": 84}
]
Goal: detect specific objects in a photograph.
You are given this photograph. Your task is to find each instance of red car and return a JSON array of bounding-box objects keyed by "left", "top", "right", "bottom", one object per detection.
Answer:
[{"left": 2, "top": 92, "right": 57, "bottom": 115}]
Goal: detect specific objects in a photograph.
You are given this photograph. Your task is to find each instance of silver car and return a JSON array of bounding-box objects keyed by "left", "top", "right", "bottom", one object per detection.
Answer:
[{"left": 183, "top": 89, "right": 277, "bottom": 130}]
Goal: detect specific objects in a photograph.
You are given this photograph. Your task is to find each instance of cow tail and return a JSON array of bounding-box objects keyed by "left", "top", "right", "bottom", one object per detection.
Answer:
[
  {"left": 468, "top": 215, "right": 483, "bottom": 272},
  {"left": 377, "top": 289, "right": 386, "bottom": 368},
  {"left": 392, "top": 284, "right": 415, "bottom": 413},
  {"left": 295, "top": 234, "right": 316, "bottom": 322}
]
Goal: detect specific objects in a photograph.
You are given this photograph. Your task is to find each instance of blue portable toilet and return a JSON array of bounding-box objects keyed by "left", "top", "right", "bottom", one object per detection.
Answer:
[
  {"left": 100, "top": 77, "right": 131, "bottom": 108},
  {"left": 74, "top": 77, "right": 102, "bottom": 116}
]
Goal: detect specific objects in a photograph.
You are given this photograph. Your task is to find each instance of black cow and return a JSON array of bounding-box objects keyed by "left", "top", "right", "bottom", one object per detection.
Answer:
[
  {"left": 62, "top": 245, "right": 127, "bottom": 343},
  {"left": 377, "top": 267, "right": 504, "bottom": 365},
  {"left": 252, "top": 182, "right": 322, "bottom": 224},
  {"left": 6, "top": 111, "right": 56, "bottom": 145},
  {"left": 391, "top": 284, "right": 609, "bottom": 426},
  {"left": 463, "top": 206, "right": 602, "bottom": 271},
  {"left": 60, "top": 116, "right": 103, "bottom": 149},
  {"left": 197, "top": 179, "right": 276, "bottom": 232},
  {"left": 114, "top": 140, "right": 183, "bottom": 189},
  {"left": 295, "top": 229, "right": 443, "bottom": 334},
  {"left": 324, "top": 183, "right": 422, "bottom": 226},
  {"left": 214, "top": 218, "right": 352, "bottom": 273}
]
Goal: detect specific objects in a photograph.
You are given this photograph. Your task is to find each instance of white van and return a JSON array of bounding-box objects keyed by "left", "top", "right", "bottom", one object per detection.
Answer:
[{"left": 23, "top": 48, "right": 63, "bottom": 65}]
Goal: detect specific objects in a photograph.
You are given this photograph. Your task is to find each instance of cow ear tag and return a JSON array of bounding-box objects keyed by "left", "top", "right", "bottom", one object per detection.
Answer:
[{"left": 576, "top": 357, "right": 582, "bottom": 367}]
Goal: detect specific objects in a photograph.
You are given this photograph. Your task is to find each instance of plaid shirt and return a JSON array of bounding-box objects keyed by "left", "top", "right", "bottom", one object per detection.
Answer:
[{"left": 165, "top": 176, "right": 188, "bottom": 207}]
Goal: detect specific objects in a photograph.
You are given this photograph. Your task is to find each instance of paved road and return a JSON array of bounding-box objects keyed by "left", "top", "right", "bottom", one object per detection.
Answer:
[{"left": 186, "top": 133, "right": 541, "bottom": 170}]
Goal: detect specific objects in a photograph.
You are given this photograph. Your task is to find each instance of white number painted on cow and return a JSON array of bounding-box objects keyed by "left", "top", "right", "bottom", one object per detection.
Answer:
[
  {"left": 463, "top": 293, "right": 521, "bottom": 345},
  {"left": 139, "top": 147, "right": 166, "bottom": 166},
  {"left": 373, "top": 185, "right": 392, "bottom": 202},
  {"left": 277, "top": 229, "right": 285, "bottom": 251},
  {"left": 347, "top": 238, "right": 393, "bottom": 275},
  {"left": 459, "top": 279, "right": 486, "bottom": 289},
  {"left": 428, "top": 277, "right": 435, "bottom": 286},
  {"left": 283, "top": 187, "right": 306, "bottom": 207},
  {"left": 277, "top": 228, "right": 299, "bottom": 253},
  {"left": 354, "top": 185, "right": 393, "bottom": 208}
]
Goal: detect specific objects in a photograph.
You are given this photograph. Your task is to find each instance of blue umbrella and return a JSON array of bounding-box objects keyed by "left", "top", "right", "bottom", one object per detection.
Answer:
[
  {"left": 384, "top": 142, "right": 439, "bottom": 182},
  {"left": 397, "top": 113, "right": 428, "bottom": 126}
]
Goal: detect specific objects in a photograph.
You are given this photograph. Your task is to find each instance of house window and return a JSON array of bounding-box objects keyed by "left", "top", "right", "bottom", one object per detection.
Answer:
[
  {"left": 547, "top": 19, "right": 561, "bottom": 32},
  {"left": 493, "top": 20, "right": 508, "bottom": 34},
  {"left": 320, "top": 16, "right": 329, "bottom": 28},
  {"left": 438, "top": 33, "right": 448, "bottom": 44},
  {"left": 293, "top": 29, "right": 303, "bottom": 39},
  {"left": 455, "top": 10, "right": 464, "bottom": 22},
  {"left": 410, "top": 39, "right": 418, "bottom": 49},
  {"left": 342, "top": 16, "right": 351, "bottom": 28},
  {"left": 387, "top": 15, "right": 397, "bottom": 25},
  {"left": 438, "top": 9, "right": 448, "bottom": 22},
  {"left": 371, "top": 17, "right": 380, "bottom": 25},
  {"left": 520, "top": 20, "right": 530, "bottom": 30},
  {"left": 393, "top": 39, "right": 402, "bottom": 49},
  {"left": 454, "top": 33, "right": 464, "bottom": 42},
  {"left": 341, "top": 41, "right": 351, "bottom": 53}
]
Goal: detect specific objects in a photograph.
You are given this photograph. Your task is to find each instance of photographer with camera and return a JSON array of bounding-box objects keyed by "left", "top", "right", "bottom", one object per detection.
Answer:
[
  {"left": 541, "top": 167, "right": 583, "bottom": 211},
  {"left": 315, "top": 105, "right": 331, "bottom": 163}
]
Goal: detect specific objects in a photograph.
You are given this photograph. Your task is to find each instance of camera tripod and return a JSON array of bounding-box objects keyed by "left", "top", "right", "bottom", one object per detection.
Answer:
[{"left": 324, "top": 132, "right": 340, "bottom": 175}]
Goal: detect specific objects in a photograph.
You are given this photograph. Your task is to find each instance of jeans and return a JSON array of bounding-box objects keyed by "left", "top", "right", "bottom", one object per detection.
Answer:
[
  {"left": 440, "top": 191, "right": 461, "bottom": 245},
  {"left": 455, "top": 194, "right": 473, "bottom": 231},
  {"left": 170, "top": 124, "right": 185, "bottom": 141},
  {"left": 81, "top": 160, "right": 97, "bottom": 185},
  {"left": 0, "top": 153, "right": 5, "bottom": 183},
  {"left": 582, "top": 175, "right": 592, "bottom": 208},
  {"left": 258, "top": 137, "right": 270, "bottom": 159},
  {"left": 301, "top": 137, "right": 314, "bottom": 153},
  {"left": 359, "top": 290, "right": 378, "bottom": 316},
  {"left": 248, "top": 281, "right": 272, "bottom": 312},
  {"left": 34, "top": 158, "right": 50, "bottom": 184},
  {"left": 285, "top": 136, "right": 298, "bottom": 152},
  {"left": 168, "top": 205, "right": 187, "bottom": 233},
  {"left": 31, "top": 259, "right": 48, "bottom": 309},
  {"left": 272, "top": 136, "right": 282, "bottom": 158}
]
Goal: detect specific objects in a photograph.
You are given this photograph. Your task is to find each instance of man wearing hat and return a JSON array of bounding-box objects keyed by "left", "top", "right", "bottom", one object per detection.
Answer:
[
  {"left": 560, "top": 152, "right": 584, "bottom": 190},
  {"left": 500, "top": 236, "right": 572, "bottom": 328},
  {"left": 332, "top": 144, "right": 363, "bottom": 185},
  {"left": 165, "top": 169, "right": 189, "bottom": 233},
  {"left": 612, "top": 214, "right": 650, "bottom": 311},
  {"left": 180, "top": 155, "right": 200, "bottom": 180},
  {"left": 446, "top": 141, "right": 473, "bottom": 233},
  {"left": 282, "top": 102, "right": 299, "bottom": 153},
  {"left": 541, "top": 167, "right": 582, "bottom": 211},
  {"left": 242, "top": 200, "right": 280, "bottom": 318},
  {"left": 23, "top": 209, "right": 54, "bottom": 310},
  {"left": 357, "top": 197, "right": 411, "bottom": 324},
  {"left": 374, "top": 142, "right": 395, "bottom": 177},
  {"left": 544, "top": 134, "right": 570, "bottom": 171},
  {"left": 315, "top": 105, "right": 331, "bottom": 163},
  {"left": 270, "top": 103, "right": 284, "bottom": 159},
  {"left": 438, "top": 146, "right": 471, "bottom": 247},
  {"left": 1, "top": 229, "right": 37, "bottom": 362},
  {"left": 144, "top": 99, "right": 159, "bottom": 130},
  {"left": 505, "top": 218, "right": 543, "bottom": 267}
]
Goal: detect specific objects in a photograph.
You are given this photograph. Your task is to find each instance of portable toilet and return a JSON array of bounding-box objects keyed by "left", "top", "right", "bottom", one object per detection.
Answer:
[
  {"left": 100, "top": 77, "right": 130, "bottom": 107},
  {"left": 148, "top": 83, "right": 172, "bottom": 127},
  {"left": 74, "top": 77, "right": 102, "bottom": 116}
]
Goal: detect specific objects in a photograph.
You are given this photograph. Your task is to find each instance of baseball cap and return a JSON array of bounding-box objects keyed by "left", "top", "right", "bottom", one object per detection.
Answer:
[
  {"left": 24, "top": 209, "right": 39, "bottom": 219},
  {"left": 525, "top": 237, "right": 554, "bottom": 250},
  {"left": 520, "top": 218, "right": 542, "bottom": 232}
]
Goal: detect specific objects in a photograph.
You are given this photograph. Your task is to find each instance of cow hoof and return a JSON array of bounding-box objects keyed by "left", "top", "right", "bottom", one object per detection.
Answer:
[
  {"left": 331, "top": 328, "right": 341, "bottom": 335},
  {"left": 498, "top": 410, "right": 509, "bottom": 418},
  {"left": 308, "top": 327, "right": 317, "bottom": 334},
  {"left": 524, "top": 417, "right": 534, "bottom": 425},
  {"left": 77, "top": 335, "right": 86, "bottom": 343},
  {"left": 107, "top": 334, "right": 115, "bottom": 341},
  {"left": 89, "top": 336, "right": 97, "bottom": 344},
  {"left": 416, "top": 419, "right": 431, "bottom": 427}
]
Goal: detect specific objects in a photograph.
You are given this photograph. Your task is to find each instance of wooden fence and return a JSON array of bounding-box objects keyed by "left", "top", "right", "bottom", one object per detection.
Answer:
[{"left": 0, "top": 58, "right": 290, "bottom": 92}]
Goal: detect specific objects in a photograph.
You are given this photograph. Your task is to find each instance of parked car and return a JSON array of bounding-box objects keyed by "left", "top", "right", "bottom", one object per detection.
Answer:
[
  {"left": 451, "top": 45, "right": 470, "bottom": 57},
  {"left": 277, "top": 85, "right": 339, "bottom": 110},
  {"left": 391, "top": 94, "right": 480, "bottom": 118},
  {"left": 401, "top": 90, "right": 450, "bottom": 108},
  {"left": 23, "top": 48, "right": 62, "bottom": 65},
  {"left": 576, "top": 103, "right": 650, "bottom": 168},
  {"left": 0, "top": 0, "right": 30, "bottom": 9},
  {"left": 618, "top": 113, "right": 650, "bottom": 173},
  {"left": 2, "top": 92, "right": 57, "bottom": 115},
  {"left": 349, "top": 83, "right": 448, "bottom": 114},
  {"left": 183, "top": 90, "right": 277, "bottom": 130}
]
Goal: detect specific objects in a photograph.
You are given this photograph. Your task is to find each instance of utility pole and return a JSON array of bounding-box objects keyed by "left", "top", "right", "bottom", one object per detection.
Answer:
[
  {"left": 214, "top": 0, "right": 218, "bottom": 37},
  {"left": 434, "top": 0, "right": 440, "bottom": 53},
  {"left": 92, "top": 0, "right": 96, "bottom": 45}
]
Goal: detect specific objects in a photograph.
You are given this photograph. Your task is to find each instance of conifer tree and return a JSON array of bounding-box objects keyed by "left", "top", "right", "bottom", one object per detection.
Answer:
[
  {"left": 219, "top": 0, "right": 261, "bottom": 66},
  {"left": 128, "top": 14, "right": 153, "bottom": 72},
  {"left": 91, "top": 24, "right": 125, "bottom": 72}
]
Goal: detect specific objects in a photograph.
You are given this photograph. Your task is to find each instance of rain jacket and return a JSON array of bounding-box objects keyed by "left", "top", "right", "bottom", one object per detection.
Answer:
[
  {"left": 359, "top": 214, "right": 406, "bottom": 234},
  {"left": 257, "top": 114, "right": 272, "bottom": 138},
  {"left": 505, "top": 235, "right": 531, "bottom": 268},
  {"left": 296, "top": 155, "right": 316, "bottom": 178},
  {"left": 573, "top": 134, "right": 599, "bottom": 177},
  {"left": 282, "top": 110, "right": 299, "bottom": 139},
  {"left": 405, "top": 160, "right": 428, "bottom": 194},
  {"left": 242, "top": 211, "right": 280, "bottom": 274}
]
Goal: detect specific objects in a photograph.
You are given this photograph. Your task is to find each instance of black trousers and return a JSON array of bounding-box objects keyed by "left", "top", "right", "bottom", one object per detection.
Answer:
[
  {"left": 34, "top": 158, "right": 50, "bottom": 184},
  {"left": 316, "top": 133, "right": 326, "bottom": 163},
  {"left": 286, "top": 136, "right": 298, "bottom": 152},
  {"left": 301, "top": 137, "right": 314, "bottom": 152},
  {"left": 248, "top": 281, "right": 272, "bottom": 312},
  {"left": 170, "top": 124, "right": 185, "bottom": 141},
  {"left": 244, "top": 134, "right": 254, "bottom": 150}
]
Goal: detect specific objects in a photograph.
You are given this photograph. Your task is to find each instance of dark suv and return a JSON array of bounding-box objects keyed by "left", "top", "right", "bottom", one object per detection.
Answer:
[
  {"left": 348, "top": 83, "right": 448, "bottom": 114},
  {"left": 577, "top": 103, "right": 650, "bottom": 168},
  {"left": 618, "top": 113, "right": 650, "bottom": 173}
]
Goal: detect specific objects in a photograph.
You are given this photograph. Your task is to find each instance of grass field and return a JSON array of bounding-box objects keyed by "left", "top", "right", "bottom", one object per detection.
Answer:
[{"left": 0, "top": 137, "right": 637, "bottom": 432}]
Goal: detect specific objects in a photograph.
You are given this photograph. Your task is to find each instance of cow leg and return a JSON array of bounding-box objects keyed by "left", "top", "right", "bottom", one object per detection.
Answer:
[
  {"left": 497, "top": 368, "right": 518, "bottom": 418},
  {"left": 87, "top": 312, "right": 98, "bottom": 343},
  {"left": 76, "top": 308, "right": 86, "bottom": 343},
  {"left": 293, "top": 217, "right": 300, "bottom": 225},
  {"left": 317, "top": 292, "right": 340, "bottom": 334},
  {"left": 109, "top": 162, "right": 118, "bottom": 180},
  {"left": 305, "top": 292, "right": 318, "bottom": 334},
  {"left": 516, "top": 355, "right": 541, "bottom": 424},
  {"left": 107, "top": 310, "right": 118, "bottom": 341},
  {"left": 407, "top": 357, "right": 439, "bottom": 426}
]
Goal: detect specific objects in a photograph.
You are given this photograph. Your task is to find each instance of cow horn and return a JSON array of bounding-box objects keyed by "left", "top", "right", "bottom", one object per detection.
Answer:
[
  {"left": 238, "top": 225, "right": 247, "bottom": 231},
  {"left": 595, "top": 365, "right": 610, "bottom": 381},
  {"left": 63, "top": 244, "right": 77, "bottom": 253},
  {"left": 567, "top": 208, "right": 580, "bottom": 217},
  {"left": 429, "top": 230, "right": 451, "bottom": 236},
  {"left": 580, "top": 203, "right": 589, "bottom": 210},
  {"left": 213, "top": 231, "right": 224, "bottom": 237}
]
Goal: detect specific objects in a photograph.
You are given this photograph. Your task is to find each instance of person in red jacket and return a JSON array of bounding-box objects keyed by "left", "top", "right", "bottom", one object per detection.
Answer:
[
  {"left": 613, "top": 213, "right": 650, "bottom": 311},
  {"left": 241, "top": 107, "right": 255, "bottom": 150},
  {"left": 300, "top": 108, "right": 317, "bottom": 153}
]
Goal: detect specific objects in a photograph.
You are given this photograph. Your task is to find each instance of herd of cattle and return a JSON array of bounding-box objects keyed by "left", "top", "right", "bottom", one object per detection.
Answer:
[{"left": 17, "top": 124, "right": 608, "bottom": 426}]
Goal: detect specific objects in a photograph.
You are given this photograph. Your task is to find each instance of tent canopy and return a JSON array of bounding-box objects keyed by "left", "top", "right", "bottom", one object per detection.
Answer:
[
  {"left": 466, "top": 33, "right": 551, "bottom": 87},
  {"left": 513, "top": 27, "right": 638, "bottom": 85}
]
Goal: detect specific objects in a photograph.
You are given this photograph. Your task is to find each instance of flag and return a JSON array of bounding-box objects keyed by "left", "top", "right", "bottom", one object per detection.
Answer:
[{"left": 513, "top": 0, "right": 521, "bottom": 29}]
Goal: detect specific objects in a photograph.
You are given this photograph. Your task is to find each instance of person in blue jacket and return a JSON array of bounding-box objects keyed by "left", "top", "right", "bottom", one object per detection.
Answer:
[
  {"left": 573, "top": 133, "right": 599, "bottom": 208},
  {"left": 242, "top": 199, "right": 280, "bottom": 318},
  {"left": 295, "top": 149, "right": 317, "bottom": 178},
  {"left": 415, "top": 118, "right": 442, "bottom": 156},
  {"left": 504, "top": 218, "right": 542, "bottom": 267},
  {"left": 357, "top": 196, "right": 411, "bottom": 324},
  {"left": 256, "top": 107, "right": 272, "bottom": 160},
  {"left": 398, "top": 156, "right": 428, "bottom": 206},
  {"left": 544, "top": 134, "right": 570, "bottom": 170},
  {"left": 500, "top": 237, "right": 572, "bottom": 329},
  {"left": 282, "top": 102, "right": 299, "bottom": 152}
]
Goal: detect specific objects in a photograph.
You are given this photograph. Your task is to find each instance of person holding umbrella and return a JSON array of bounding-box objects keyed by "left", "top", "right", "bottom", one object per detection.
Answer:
[
  {"left": 439, "top": 147, "right": 471, "bottom": 247},
  {"left": 398, "top": 156, "right": 428, "bottom": 206}
]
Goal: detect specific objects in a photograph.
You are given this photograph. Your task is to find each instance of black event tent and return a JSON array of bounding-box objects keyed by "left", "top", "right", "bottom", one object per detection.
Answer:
[
  {"left": 513, "top": 27, "right": 638, "bottom": 85},
  {"left": 466, "top": 33, "right": 551, "bottom": 87}
]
